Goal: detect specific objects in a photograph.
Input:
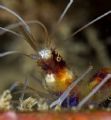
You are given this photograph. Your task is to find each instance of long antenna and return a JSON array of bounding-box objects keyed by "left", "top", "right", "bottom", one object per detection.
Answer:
[
  {"left": 49, "top": 0, "right": 74, "bottom": 48},
  {"left": 0, "top": 27, "right": 23, "bottom": 37},
  {"left": 70, "top": 10, "right": 111, "bottom": 37},
  {"left": 0, "top": 51, "right": 20, "bottom": 57},
  {"left": 0, "top": 5, "right": 30, "bottom": 32},
  {"left": 0, "top": 20, "right": 49, "bottom": 48},
  {"left": 0, "top": 5, "right": 37, "bottom": 50},
  {"left": 77, "top": 74, "right": 111, "bottom": 109},
  {"left": 57, "top": 0, "right": 74, "bottom": 24}
]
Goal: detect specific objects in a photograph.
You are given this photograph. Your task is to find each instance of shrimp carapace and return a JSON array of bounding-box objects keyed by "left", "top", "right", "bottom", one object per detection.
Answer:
[{"left": 37, "top": 48, "right": 76, "bottom": 92}]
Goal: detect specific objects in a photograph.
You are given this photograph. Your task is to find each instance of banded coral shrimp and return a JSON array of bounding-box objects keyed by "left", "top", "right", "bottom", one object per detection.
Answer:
[{"left": 0, "top": 0, "right": 111, "bottom": 111}]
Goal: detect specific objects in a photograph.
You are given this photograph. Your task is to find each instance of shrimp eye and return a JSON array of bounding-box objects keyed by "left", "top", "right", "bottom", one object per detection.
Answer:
[{"left": 56, "top": 56, "right": 62, "bottom": 62}]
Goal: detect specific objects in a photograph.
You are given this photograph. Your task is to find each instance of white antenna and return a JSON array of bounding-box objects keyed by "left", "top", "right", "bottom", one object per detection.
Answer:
[
  {"left": 0, "top": 51, "right": 20, "bottom": 57},
  {"left": 0, "top": 5, "right": 41, "bottom": 50},
  {"left": 71, "top": 10, "right": 111, "bottom": 37},
  {"left": 0, "top": 20, "right": 49, "bottom": 42},
  {"left": 57, "top": 0, "right": 74, "bottom": 24},
  {"left": 0, "top": 5, "right": 31, "bottom": 33},
  {"left": 0, "top": 27, "right": 22, "bottom": 37},
  {"left": 8, "top": 21, "right": 47, "bottom": 41}
]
